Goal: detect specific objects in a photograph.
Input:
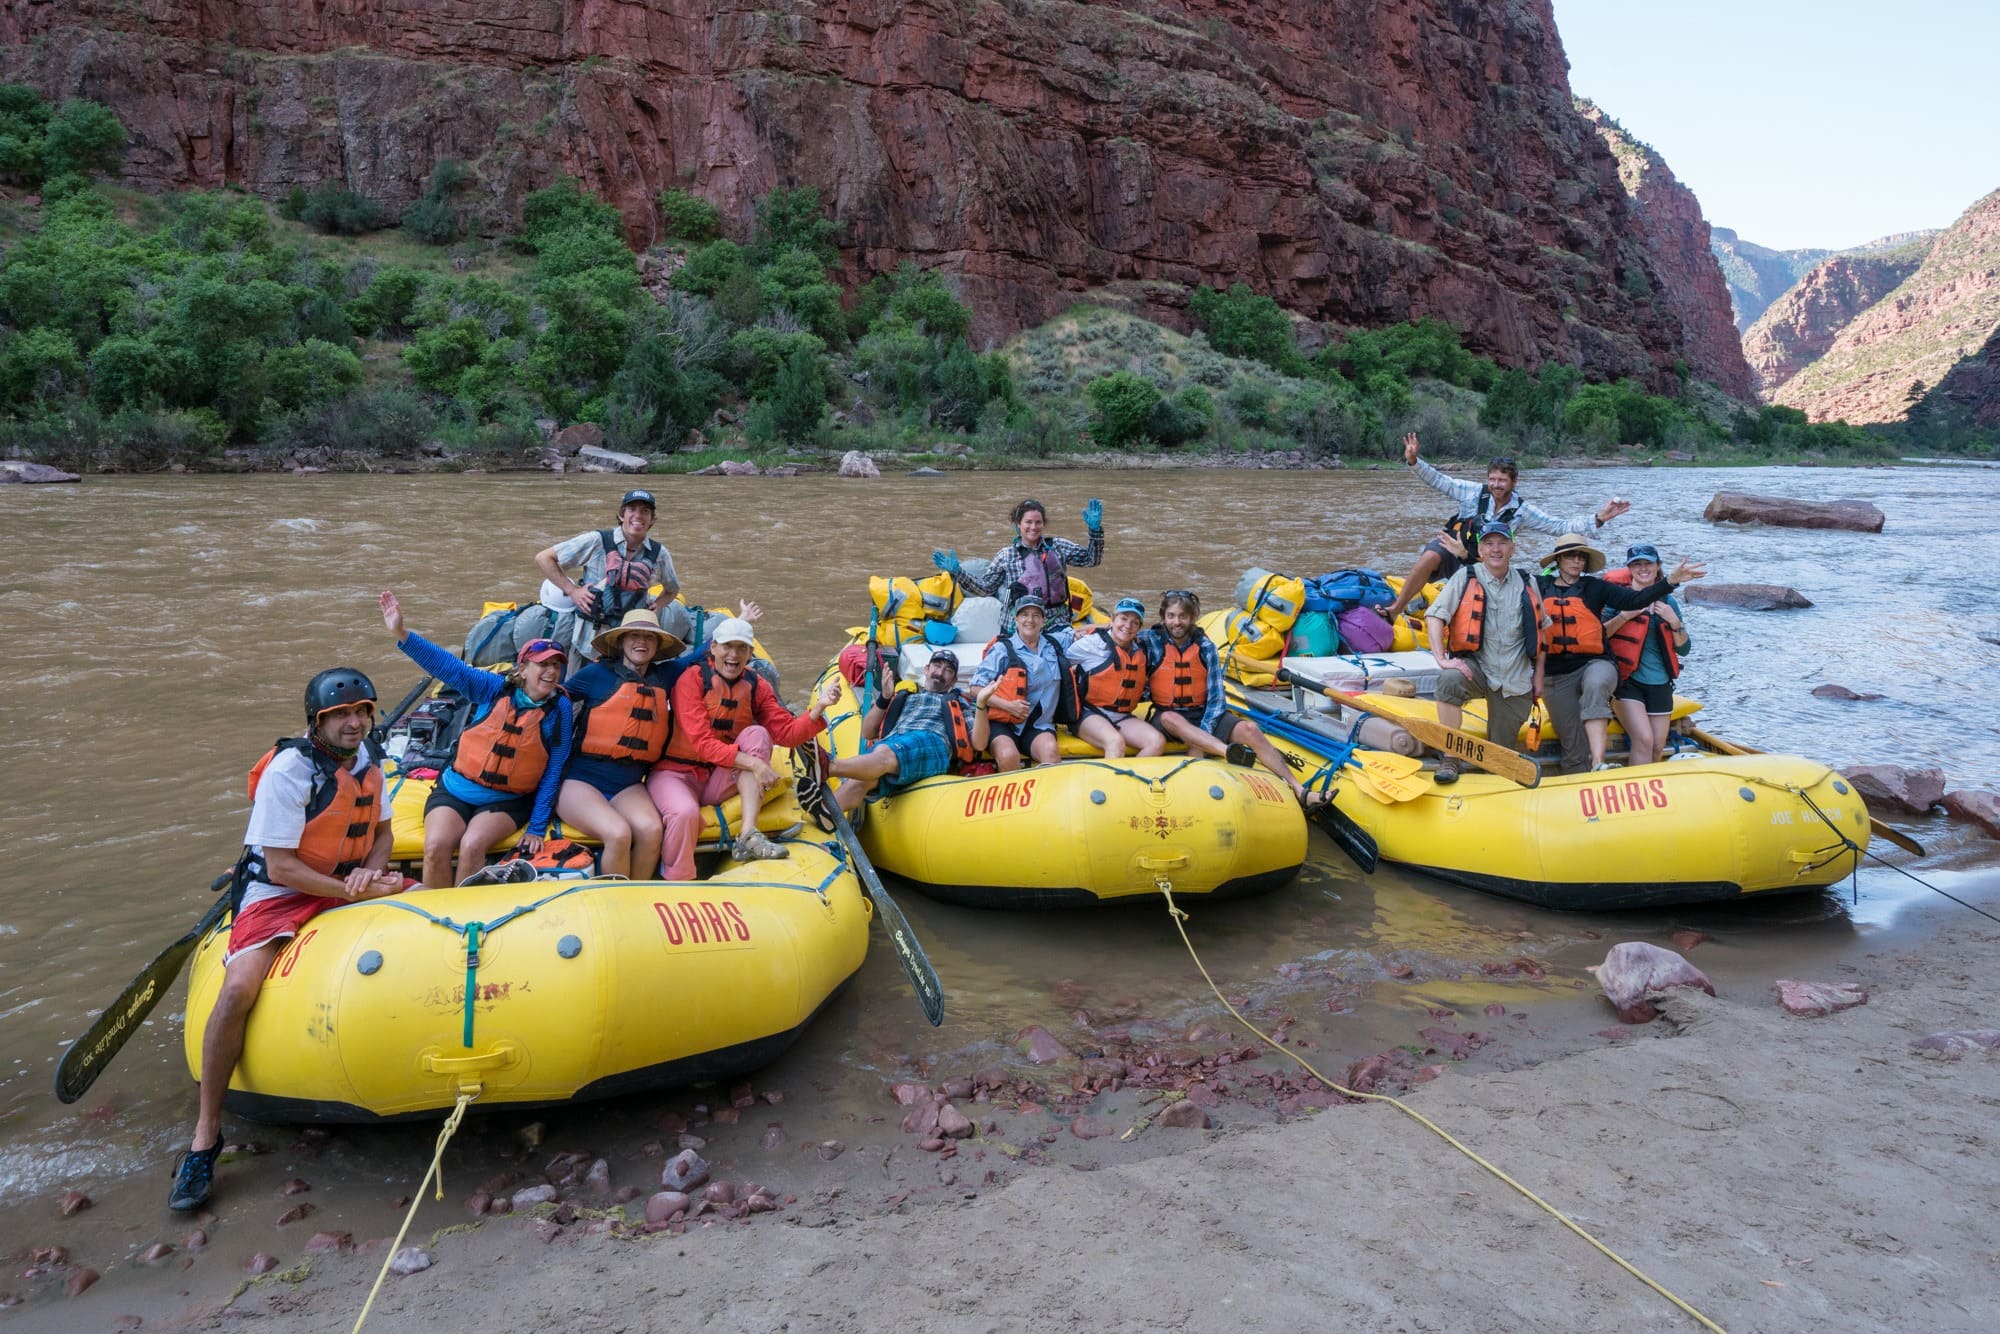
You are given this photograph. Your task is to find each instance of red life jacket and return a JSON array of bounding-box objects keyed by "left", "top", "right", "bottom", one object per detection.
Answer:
[
  {"left": 1540, "top": 588, "right": 1607, "bottom": 657},
  {"left": 246, "top": 739, "right": 384, "bottom": 877},
  {"left": 1608, "top": 611, "right": 1681, "bottom": 683},
  {"left": 1445, "top": 574, "right": 1541, "bottom": 655},
  {"left": 662, "top": 662, "right": 759, "bottom": 764},
  {"left": 1075, "top": 628, "right": 1147, "bottom": 713},
  {"left": 578, "top": 678, "right": 671, "bottom": 766},
  {"left": 451, "top": 694, "right": 555, "bottom": 795},
  {"left": 1149, "top": 635, "right": 1209, "bottom": 711}
]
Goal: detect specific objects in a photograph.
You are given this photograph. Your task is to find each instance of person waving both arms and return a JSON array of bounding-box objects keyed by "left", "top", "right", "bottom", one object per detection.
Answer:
[{"left": 934, "top": 496, "right": 1105, "bottom": 634}]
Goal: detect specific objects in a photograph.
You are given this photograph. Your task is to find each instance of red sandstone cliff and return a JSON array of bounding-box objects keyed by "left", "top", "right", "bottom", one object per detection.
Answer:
[
  {"left": 1741, "top": 247, "right": 1928, "bottom": 396},
  {"left": 0, "top": 0, "right": 1738, "bottom": 391},
  {"left": 1577, "top": 102, "right": 1753, "bottom": 399},
  {"left": 1772, "top": 188, "right": 2000, "bottom": 424}
]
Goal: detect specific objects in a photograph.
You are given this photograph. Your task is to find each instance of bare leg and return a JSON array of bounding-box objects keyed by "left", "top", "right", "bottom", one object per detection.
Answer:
[
  {"left": 457, "top": 809, "right": 523, "bottom": 882},
  {"left": 611, "top": 785, "right": 663, "bottom": 878},
  {"left": 991, "top": 733, "right": 1024, "bottom": 771},
  {"left": 557, "top": 780, "right": 633, "bottom": 879},
  {"left": 1028, "top": 731, "right": 1063, "bottom": 766},
  {"left": 1117, "top": 717, "right": 1167, "bottom": 757},
  {"left": 421, "top": 807, "right": 468, "bottom": 891},
  {"left": 1075, "top": 714, "right": 1126, "bottom": 758},
  {"left": 1154, "top": 710, "right": 1226, "bottom": 758},
  {"left": 191, "top": 943, "right": 283, "bottom": 1152},
  {"left": 831, "top": 749, "right": 899, "bottom": 813},
  {"left": 1585, "top": 718, "right": 1610, "bottom": 768},
  {"left": 1612, "top": 698, "right": 1654, "bottom": 767},
  {"left": 1434, "top": 700, "right": 1464, "bottom": 732},
  {"left": 1232, "top": 719, "right": 1317, "bottom": 803},
  {"left": 1381, "top": 548, "right": 1444, "bottom": 621}
]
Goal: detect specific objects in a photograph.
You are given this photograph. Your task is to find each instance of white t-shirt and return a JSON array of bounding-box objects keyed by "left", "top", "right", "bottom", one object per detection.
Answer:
[{"left": 241, "top": 743, "right": 381, "bottom": 911}]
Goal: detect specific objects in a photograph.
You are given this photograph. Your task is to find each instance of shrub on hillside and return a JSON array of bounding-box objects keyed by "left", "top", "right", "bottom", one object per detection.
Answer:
[
  {"left": 1085, "top": 370, "right": 1162, "bottom": 447},
  {"left": 1189, "top": 283, "right": 1307, "bottom": 376},
  {"left": 746, "top": 344, "right": 827, "bottom": 446},
  {"left": 750, "top": 186, "right": 839, "bottom": 265},
  {"left": 301, "top": 185, "right": 386, "bottom": 235},
  {"left": 660, "top": 187, "right": 721, "bottom": 244},
  {"left": 264, "top": 386, "right": 438, "bottom": 458}
]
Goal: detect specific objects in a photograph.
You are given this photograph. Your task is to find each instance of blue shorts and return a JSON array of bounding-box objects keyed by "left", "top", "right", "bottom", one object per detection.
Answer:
[
  {"left": 878, "top": 728, "right": 953, "bottom": 797},
  {"left": 563, "top": 755, "right": 649, "bottom": 800}
]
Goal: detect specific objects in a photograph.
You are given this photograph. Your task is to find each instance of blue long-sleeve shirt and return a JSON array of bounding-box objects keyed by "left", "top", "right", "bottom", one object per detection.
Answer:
[
  {"left": 397, "top": 631, "right": 573, "bottom": 835},
  {"left": 1138, "top": 626, "right": 1226, "bottom": 733},
  {"left": 971, "top": 633, "right": 1064, "bottom": 725}
]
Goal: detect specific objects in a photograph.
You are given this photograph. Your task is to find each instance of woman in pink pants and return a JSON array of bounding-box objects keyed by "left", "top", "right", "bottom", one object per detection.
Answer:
[{"left": 647, "top": 616, "right": 837, "bottom": 877}]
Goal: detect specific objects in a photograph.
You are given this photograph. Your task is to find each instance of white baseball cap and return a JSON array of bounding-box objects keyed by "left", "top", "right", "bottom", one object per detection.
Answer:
[{"left": 709, "top": 616, "right": 757, "bottom": 647}]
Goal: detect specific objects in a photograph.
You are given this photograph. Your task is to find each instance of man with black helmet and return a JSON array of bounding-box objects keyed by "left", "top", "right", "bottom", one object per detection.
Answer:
[
  {"left": 169, "top": 669, "right": 407, "bottom": 1213},
  {"left": 532, "top": 489, "right": 680, "bottom": 667}
]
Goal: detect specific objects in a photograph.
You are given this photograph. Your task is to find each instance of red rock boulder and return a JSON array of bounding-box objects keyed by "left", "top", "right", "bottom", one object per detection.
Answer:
[
  {"left": 1703, "top": 491, "right": 1885, "bottom": 532},
  {"left": 1588, "top": 942, "right": 1715, "bottom": 1024},
  {"left": 1843, "top": 765, "right": 1945, "bottom": 814}
]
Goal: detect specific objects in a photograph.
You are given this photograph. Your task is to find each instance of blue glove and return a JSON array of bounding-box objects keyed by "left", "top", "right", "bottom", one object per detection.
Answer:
[
  {"left": 931, "top": 548, "right": 962, "bottom": 578},
  {"left": 1082, "top": 499, "right": 1103, "bottom": 532}
]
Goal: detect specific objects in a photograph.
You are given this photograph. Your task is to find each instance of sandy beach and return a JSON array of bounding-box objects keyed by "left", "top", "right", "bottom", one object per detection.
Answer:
[{"left": 145, "top": 898, "right": 2000, "bottom": 1333}]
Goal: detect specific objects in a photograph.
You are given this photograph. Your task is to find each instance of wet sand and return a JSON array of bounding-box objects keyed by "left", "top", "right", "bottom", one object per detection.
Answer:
[{"left": 20, "top": 881, "right": 1990, "bottom": 1333}]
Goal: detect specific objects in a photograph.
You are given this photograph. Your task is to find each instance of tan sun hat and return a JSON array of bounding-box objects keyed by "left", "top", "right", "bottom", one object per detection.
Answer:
[
  {"left": 1541, "top": 533, "right": 1606, "bottom": 575},
  {"left": 592, "top": 607, "right": 685, "bottom": 658}
]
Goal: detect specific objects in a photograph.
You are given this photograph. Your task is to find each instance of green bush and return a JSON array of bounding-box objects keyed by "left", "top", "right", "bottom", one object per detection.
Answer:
[
  {"left": 1085, "top": 370, "right": 1162, "bottom": 447},
  {"left": 347, "top": 265, "right": 428, "bottom": 338},
  {"left": 87, "top": 334, "right": 172, "bottom": 411},
  {"left": 102, "top": 406, "right": 228, "bottom": 470},
  {"left": 750, "top": 186, "right": 839, "bottom": 265},
  {"left": 262, "top": 338, "right": 364, "bottom": 410},
  {"left": 42, "top": 100, "right": 126, "bottom": 179},
  {"left": 1146, "top": 384, "right": 1213, "bottom": 446},
  {"left": 746, "top": 344, "right": 827, "bottom": 445},
  {"left": 264, "top": 385, "right": 437, "bottom": 458},
  {"left": 0, "top": 326, "right": 86, "bottom": 405},
  {"left": 660, "top": 187, "right": 721, "bottom": 244},
  {"left": 1189, "top": 283, "right": 1307, "bottom": 376},
  {"left": 757, "top": 247, "right": 844, "bottom": 342},
  {"left": 671, "top": 239, "right": 750, "bottom": 297},
  {"left": 0, "top": 84, "right": 50, "bottom": 184},
  {"left": 1562, "top": 379, "right": 1677, "bottom": 449},
  {"left": 727, "top": 325, "right": 826, "bottom": 395},
  {"left": 521, "top": 177, "right": 623, "bottom": 250},
  {"left": 301, "top": 185, "right": 386, "bottom": 235}
]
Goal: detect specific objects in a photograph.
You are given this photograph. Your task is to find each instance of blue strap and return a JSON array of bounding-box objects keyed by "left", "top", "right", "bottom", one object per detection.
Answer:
[
  {"left": 711, "top": 804, "right": 732, "bottom": 849},
  {"left": 461, "top": 921, "right": 483, "bottom": 1048}
]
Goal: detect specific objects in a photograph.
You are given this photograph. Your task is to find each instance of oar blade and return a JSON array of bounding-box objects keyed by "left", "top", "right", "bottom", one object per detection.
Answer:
[
  {"left": 55, "top": 895, "right": 228, "bottom": 1103},
  {"left": 1310, "top": 802, "right": 1379, "bottom": 874},
  {"left": 1354, "top": 756, "right": 1431, "bottom": 802},
  {"left": 826, "top": 793, "right": 945, "bottom": 1026}
]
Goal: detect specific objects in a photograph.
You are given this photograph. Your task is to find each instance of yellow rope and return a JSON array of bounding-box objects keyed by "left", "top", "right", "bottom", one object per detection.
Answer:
[
  {"left": 352, "top": 1092, "right": 475, "bottom": 1334},
  {"left": 1154, "top": 880, "right": 1727, "bottom": 1334}
]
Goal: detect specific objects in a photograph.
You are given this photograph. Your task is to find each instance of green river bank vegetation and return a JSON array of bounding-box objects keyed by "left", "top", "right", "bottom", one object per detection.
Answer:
[{"left": 0, "top": 89, "right": 1989, "bottom": 475}]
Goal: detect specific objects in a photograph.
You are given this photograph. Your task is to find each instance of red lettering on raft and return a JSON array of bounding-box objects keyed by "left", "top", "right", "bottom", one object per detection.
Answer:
[
  {"left": 274, "top": 928, "right": 317, "bottom": 979},
  {"left": 722, "top": 901, "right": 750, "bottom": 941},
  {"left": 1578, "top": 781, "right": 1673, "bottom": 820},
  {"left": 699, "top": 901, "right": 729, "bottom": 941},
  {"left": 1649, "top": 778, "right": 1668, "bottom": 808},
  {"left": 653, "top": 902, "right": 683, "bottom": 944},
  {"left": 964, "top": 779, "right": 1039, "bottom": 819},
  {"left": 655, "top": 900, "right": 754, "bottom": 946},
  {"left": 677, "top": 902, "right": 707, "bottom": 943}
]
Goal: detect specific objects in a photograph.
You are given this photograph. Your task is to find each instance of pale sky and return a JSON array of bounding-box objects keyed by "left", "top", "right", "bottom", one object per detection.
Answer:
[{"left": 1554, "top": 0, "right": 1999, "bottom": 251}]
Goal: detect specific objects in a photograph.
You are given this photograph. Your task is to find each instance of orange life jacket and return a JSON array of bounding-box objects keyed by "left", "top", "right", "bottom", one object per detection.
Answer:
[
  {"left": 246, "top": 739, "right": 384, "bottom": 877},
  {"left": 1149, "top": 635, "right": 1209, "bottom": 711},
  {"left": 528, "top": 837, "right": 598, "bottom": 874},
  {"left": 1608, "top": 610, "right": 1681, "bottom": 683},
  {"left": 1075, "top": 628, "right": 1148, "bottom": 713},
  {"left": 1445, "top": 574, "right": 1541, "bottom": 655},
  {"left": 578, "top": 678, "right": 671, "bottom": 766},
  {"left": 987, "top": 642, "right": 1031, "bottom": 711},
  {"left": 662, "top": 662, "right": 759, "bottom": 764},
  {"left": 943, "top": 695, "right": 980, "bottom": 767},
  {"left": 1540, "top": 588, "right": 1607, "bottom": 657},
  {"left": 451, "top": 694, "right": 555, "bottom": 795}
]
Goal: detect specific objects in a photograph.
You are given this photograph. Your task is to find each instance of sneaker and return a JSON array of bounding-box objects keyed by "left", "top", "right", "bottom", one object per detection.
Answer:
[
  {"left": 733, "top": 830, "right": 790, "bottom": 863},
  {"left": 791, "top": 746, "right": 834, "bottom": 832},
  {"left": 168, "top": 1143, "right": 221, "bottom": 1212},
  {"left": 1432, "top": 758, "right": 1461, "bottom": 785},
  {"left": 1592, "top": 762, "right": 1617, "bottom": 772},
  {"left": 1224, "top": 743, "right": 1256, "bottom": 768}
]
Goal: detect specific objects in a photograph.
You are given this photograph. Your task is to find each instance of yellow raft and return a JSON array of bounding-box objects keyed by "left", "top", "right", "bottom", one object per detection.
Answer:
[
  {"left": 183, "top": 843, "right": 868, "bottom": 1123},
  {"left": 1233, "top": 684, "right": 1872, "bottom": 909},
  {"left": 818, "top": 659, "right": 1306, "bottom": 908}
]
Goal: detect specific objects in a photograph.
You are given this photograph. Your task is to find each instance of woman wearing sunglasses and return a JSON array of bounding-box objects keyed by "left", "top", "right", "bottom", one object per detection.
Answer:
[{"left": 381, "top": 590, "right": 574, "bottom": 888}]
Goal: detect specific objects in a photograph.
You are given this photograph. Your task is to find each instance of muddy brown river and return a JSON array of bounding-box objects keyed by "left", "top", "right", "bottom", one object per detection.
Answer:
[{"left": 2, "top": 464, "right": 1996, "bottom": 1322}]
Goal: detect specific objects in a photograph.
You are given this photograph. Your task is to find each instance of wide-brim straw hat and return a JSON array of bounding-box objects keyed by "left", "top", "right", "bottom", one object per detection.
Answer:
[
  {"left": 1541, "top": 534, "right": 1606, "bottom": 574},
  {"left": 592, "top": 607, "right": 685, "bottom": 658}
]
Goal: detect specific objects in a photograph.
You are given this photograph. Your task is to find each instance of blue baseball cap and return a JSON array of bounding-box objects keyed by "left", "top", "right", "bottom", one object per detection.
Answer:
[
  {"left": 1477, "top": 519, "right": 1514, "bottom": 541},
  {"left": 1112, "top": 597, "right": 1146, "bottom": 617},
  {"left": 619, "top": 488, "right": 656, "bottom": 510},
  {"left": 1625, "top": 543, "right": 1662, "bottom": 566}
]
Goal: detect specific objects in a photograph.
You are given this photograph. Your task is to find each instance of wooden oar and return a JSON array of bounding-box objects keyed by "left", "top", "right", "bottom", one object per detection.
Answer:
[
  {"left": 1683, "top": 722, "right": 1925, "bottom": 857},
  {"left": 1272, "top": 666, "right": 1541, "bottom": 787}
]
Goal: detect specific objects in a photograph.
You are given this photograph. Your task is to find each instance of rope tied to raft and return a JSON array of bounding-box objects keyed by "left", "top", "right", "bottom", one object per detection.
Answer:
[
  {"left": 351, "top": 1091, "right": 475, "bottom": 1333},
  {"left": 1151, "top": 875, "right": 1727, "bottom": 1334},
  {"left": 1785, "top": 783, "right": 2000, "bottom": 927}
]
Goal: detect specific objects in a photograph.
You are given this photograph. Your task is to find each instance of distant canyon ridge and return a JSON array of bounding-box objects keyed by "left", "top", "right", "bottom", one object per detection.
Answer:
[{"left": 0, "top": 0, "right": 1754, "bottom": 397}]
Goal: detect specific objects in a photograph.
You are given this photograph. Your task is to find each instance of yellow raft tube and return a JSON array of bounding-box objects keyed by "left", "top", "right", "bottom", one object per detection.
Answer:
[
  {"left": 1237, "top": 688, "right": 1872, "bottom": 910},
  {"left": 182, "top": 842, "right": 868, "bottom": 1123},
  {"left": 817, "top": 659, "right": 1306, "bottom": 909}
]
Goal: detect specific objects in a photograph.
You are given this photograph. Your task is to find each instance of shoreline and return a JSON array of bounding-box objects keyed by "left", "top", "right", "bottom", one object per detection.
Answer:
[{"left": 122, "top": 893, "right": 2000, "bottom": 1334}]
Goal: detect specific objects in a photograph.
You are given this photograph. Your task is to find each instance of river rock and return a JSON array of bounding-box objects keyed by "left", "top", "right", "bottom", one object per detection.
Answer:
[
  {"left": 1703, "top": 491, "right": 1885, "bottom": 532},
  {"left": 389, "top": 1246, "right": 432, "bottom": 1276},
  {"left": 660, "top": 1148, "right": 709, "bottom": 1192},
  {"left": 0, "top": 460, "right": 80, "bottom": 484},
  {"left": 1157, "top": 1100, "right": 1210, "bottom": 1130},
  {"left": 274, "top": 1203, "right": 314, "bottom": 1226},
  {"left": 838, "top": 450, "right": 880, "bottom": 478},
  {"left": 64, "top": 1268, "right": 99, "bottom": 1297},
  {"left": 1911, "top": 1030, "right": 2000, "bottom": 1060},
  {"left": 1941, "top": 789, "right": 2000, "bottom": 838},
  {"left": 551, "top": 422, "right": 604, "bottom": 453},
  {"left": 1685, "top": 583, "right": 1814, "bottom": 611},
  {"left": 1776, "top": 979, "right": 1868, "bottom": 1017},
  {"left": 304, "top": 1231, "right": 352, "bottom": 1255},
  {"left": 510, "top": 1184, "right": 557, "bottom": 1209},
  {"left": 181, "top": 1229, "right": 207, "bottom": 1250},
  {"left": 1811, "top": 684, "right": 1885, "bottom": 701},
  {"left": 57, "top": 1191, "right": 91, "bottom": 1216},
  {"left": 1588, "top": 942, "right": 1715, "bottom": 1024},
  {"left": 759, "top": 1123, "right": 786, "bottom": 1150},
  {"left": 280, "top": 1177, "right": 311, "bottom": 1196},
  {"left": 582, "top": 1158, "right": 611, "bottom": 1193},
  {"left": 138, "top": 1242, "right": 174, "bottom": 1263},
  {"left": 575, "top": 444, "right": 648, "bottom": 473},
  {"left": 644, "top": 1191, "right": 690, "bottom": 1225},
  {"left": 909, "top": 466, "right": 947, "bottom": 477},
  {"left": 936, "top": 1104, "right": 974, "bottom": 1139},
  {"left": 718, "top": 459, "right": 761, "bottom": 476},
  {"left": 243, "top": 1253, "right": 281, "bottom": 1275},
  {"left": 1069, "top": 1115, "right": 1115, "bottom": 1140},
  {"left": 1015, "top": 1026, "right": 1069, "bottom": 1064},
  {"left": 1844, "top": 765, "right": 1946, "bottom": 814}
]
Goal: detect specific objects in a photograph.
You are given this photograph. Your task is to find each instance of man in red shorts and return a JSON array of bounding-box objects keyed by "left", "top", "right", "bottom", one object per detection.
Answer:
[{"left": 168, "top": 668, "right": 408, "bottom": 1212}]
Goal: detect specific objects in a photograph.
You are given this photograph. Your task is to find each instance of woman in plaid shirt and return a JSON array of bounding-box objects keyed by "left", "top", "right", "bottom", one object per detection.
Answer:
[{"left": 933, "top": 497, "right": 1105, "bottom": 632}]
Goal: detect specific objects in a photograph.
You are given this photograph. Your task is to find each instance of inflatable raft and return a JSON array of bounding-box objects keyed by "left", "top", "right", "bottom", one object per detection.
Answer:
[
  {"left": 821, "top": 614, "right": 1306, "bottom": 908},
  {"left": 1231, "top": 678, "right": 1872, "bottom": 909},
  {"left": 183, "top": 842, "right": 868, "bottom": 1122}
]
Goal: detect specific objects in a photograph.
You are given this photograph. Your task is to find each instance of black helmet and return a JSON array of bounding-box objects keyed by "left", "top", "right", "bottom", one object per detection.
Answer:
[{"left": 305, "top": 667, "right": 378, "bottom": 724}]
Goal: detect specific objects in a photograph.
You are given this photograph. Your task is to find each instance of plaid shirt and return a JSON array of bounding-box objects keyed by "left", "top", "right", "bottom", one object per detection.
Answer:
[{"left": 960, "top": 531, "right": 1104, "bottom": 630}]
